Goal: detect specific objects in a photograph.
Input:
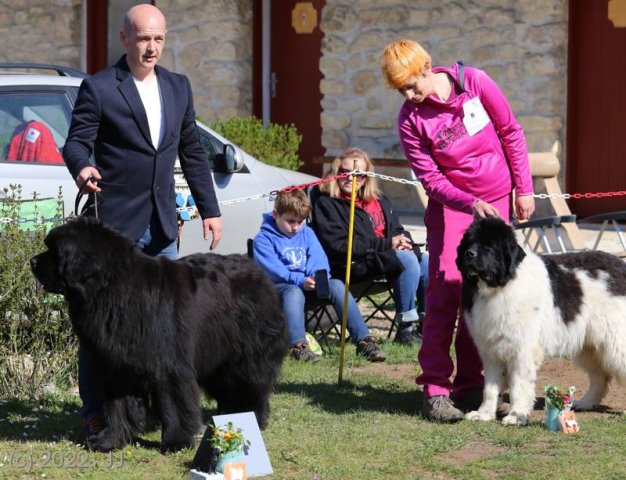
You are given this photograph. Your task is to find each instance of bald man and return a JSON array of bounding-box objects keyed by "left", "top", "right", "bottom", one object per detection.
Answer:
[{"left": 63, "top": 4, "right": 221, "bottom": 445}]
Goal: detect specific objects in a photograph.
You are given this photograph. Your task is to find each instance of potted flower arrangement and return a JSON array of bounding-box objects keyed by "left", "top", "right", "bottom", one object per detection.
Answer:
[
  {"left": 544, "top": 384, "right": 576, "bottom": 431},
  {"left": 208, "top": 422, "right": 251, "bottom": 473}
]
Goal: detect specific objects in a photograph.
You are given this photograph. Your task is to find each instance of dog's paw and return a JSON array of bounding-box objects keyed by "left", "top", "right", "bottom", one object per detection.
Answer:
[
  {"left": 87, "top": 429, "right": 126, "bottom": 452},
  {"left": 161, "top": 432, "right": 195, "bottom": 454},
  {"left": 501, "top": 412, "right": 529, "bottom": 426},
  {"left": 465, "top": 410, "right": 494, "bottom": 422}
]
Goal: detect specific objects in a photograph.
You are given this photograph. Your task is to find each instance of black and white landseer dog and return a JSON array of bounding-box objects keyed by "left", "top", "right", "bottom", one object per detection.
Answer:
[
  {"left": 30, "top": 217, "right": 289, "bottom": 452},
  {"left": 456, "top": 217, "right": 626, "bottom": 426}
]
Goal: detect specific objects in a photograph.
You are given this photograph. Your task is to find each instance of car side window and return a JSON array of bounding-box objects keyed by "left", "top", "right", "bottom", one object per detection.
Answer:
[{"left": 0, "top": 92, "right": 72, "bottom": 165}]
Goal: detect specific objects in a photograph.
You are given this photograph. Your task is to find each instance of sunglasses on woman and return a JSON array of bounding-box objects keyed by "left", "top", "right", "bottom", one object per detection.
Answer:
[{"left": 338, "top": 168, "right": 366, "bottom": 180}]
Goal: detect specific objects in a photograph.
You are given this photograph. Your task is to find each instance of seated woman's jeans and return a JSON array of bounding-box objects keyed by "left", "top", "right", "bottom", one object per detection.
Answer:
[
  {"left": 392, "top": 250, "right": 422, "bottom": 318},
  {"left": 275, "top": 279, "right": 370, "bottom": 346}
]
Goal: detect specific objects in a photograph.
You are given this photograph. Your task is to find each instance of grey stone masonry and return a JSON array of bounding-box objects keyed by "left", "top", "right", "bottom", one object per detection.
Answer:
[
  {"left": 0, "top": 0, "right": 82, "bottom": 67},
  {"left": 157, "top": 0, "right": 254, "bottom": 122}
]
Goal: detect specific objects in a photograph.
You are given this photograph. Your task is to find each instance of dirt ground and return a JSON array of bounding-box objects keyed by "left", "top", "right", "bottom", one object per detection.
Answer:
[
  {"left": 359, "top": 357, "right": 626, "bottom": 418},
  {"left": 312, "top": 311, "right": 625, "bottom": 418}
]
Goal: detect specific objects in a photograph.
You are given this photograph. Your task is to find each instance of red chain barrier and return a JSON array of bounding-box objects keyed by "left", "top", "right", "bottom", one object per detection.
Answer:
[
  {"left": 272, "top": 169, "right": 626, "bottom": 201},
  {"left": 569, "top": 190, "right": 626, "bottom": 199},
  {"left": 271, "top": 172, "right": 350, "bottom": 195}
]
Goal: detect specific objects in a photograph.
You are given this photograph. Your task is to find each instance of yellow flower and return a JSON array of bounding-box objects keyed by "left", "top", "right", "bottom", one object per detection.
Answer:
[{"left": 208, "top": 421, "right": 250, "bottom": 453}]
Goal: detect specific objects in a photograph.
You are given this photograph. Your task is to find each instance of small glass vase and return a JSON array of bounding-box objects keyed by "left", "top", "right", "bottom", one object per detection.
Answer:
[
  {"left": 544, "top": 403, "right": 564, "bottom": 432},
  {"left": 215, "top": 449, "right": 244, "bottom": 474}
]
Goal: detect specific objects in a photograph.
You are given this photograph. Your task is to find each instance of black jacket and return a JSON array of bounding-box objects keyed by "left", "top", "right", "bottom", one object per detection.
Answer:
[
  {"left": 64, "top": 56, "right": 220, "bottom": 242},
  {"left": 311, "top": 188, "right": 418, "bottom": 282}
]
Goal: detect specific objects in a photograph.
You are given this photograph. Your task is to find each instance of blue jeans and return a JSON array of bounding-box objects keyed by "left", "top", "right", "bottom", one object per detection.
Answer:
[
  {"left": 78, "top": 222, "right": 178, "bottom": 421},
  {"left": 276, "top": 279, "right": 370, "bottom": 346},
  {"left": 392, "top": 250, "right": 421, "bottom": 318}
]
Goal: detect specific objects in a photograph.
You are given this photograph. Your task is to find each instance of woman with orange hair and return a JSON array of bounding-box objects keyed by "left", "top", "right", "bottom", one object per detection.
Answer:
[{"left": 381, "top": 39, "right": 535, "bottom": 422}]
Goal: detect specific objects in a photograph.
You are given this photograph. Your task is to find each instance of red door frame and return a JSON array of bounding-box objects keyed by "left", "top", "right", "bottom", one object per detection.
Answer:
[
  {"left": 253, "top": 1, "right": 325, "bottom": 176},
  {"left": 86, "top": 0, "right": 108, "bottom": 74},
  {"left": 86, "top": 0, "right": 157, "bottom": 74},
  {"left": 566, "top": 0, "right": 626, "bottom": 216}
]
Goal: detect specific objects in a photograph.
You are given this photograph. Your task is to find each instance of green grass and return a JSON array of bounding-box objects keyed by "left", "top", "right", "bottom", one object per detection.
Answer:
[{"left": 1, "top": 344, "right": 625, "bottom": 479}]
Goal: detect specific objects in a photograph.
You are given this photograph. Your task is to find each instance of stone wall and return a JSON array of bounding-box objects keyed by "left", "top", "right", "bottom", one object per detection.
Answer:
[
  {"left": 157, "top": 0, "right": 253, "bottom": 122},
  {"left": 319, "top": 0, "right": 569, "bottom": 211},
  {"left": 0, "top": 0, "right": 82, "bottom": 67}
]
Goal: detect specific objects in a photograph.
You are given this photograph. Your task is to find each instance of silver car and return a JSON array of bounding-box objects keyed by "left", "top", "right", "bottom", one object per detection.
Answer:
[{"left": 0, "top": 64, "right": 316, "bottom": 255}]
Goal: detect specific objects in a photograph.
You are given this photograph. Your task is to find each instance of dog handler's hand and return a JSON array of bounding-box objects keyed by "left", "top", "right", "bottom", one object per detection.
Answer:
[
  {"left": 515, "top": 194, "right": 535, "bottom": 221},
  {"left": 202, "top": 217, "right": 223, "bottom": 250},
  {"left": 76, "top": 166, "right": 101, "bottom": 193},
  {"left": 473, "top": 199, "right": 500, "bottom": 219}
]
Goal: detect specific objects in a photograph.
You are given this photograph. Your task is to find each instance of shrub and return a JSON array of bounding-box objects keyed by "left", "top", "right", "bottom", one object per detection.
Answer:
[
  {"left": 209, "top": 116, "right": 303, "bottom": 171},
  {"left": 0, "top": 186, "right": 77, "bottom": 399}
]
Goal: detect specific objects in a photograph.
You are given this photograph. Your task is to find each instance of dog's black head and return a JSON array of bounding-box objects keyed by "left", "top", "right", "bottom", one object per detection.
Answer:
[
  {"left": 456, "top": 217, "right": 526, "bottom": 288},
  {"left": 30, "top": 217, "right": 134, "bottom": 297}
]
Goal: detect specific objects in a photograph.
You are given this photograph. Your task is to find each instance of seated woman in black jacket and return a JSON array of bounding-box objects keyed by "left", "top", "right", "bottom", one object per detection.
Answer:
[{"left": 311, "top": 147, "right": 429, "bottom": 345}]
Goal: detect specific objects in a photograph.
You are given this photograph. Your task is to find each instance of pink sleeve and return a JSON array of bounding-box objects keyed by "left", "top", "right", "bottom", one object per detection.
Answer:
[
  {"left": 398, "top": 106, "right": 478, "bottom": 213},
  {"left": 470, "top": 69, "right": 533, "bottom": 196}
]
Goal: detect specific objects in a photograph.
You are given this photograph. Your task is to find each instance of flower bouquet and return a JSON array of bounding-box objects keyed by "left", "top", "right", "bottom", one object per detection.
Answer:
[
  {"left": 544, "top": 384, "right": 579, "bottom": 432},
  {"left": 207, "top": 422, "right": 251, "bottom": 474},
  {"left": 544, "top": 384, "right": 575, "bottom": 410}
]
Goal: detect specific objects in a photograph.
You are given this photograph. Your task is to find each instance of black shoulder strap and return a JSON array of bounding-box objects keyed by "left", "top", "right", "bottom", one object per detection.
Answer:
[{"left": 456, "top": 60, "right": 465, "bottom": 91}]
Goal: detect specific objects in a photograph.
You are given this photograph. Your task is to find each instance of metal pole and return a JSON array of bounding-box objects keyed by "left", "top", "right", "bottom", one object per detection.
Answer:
[{"left": 338, "top": 160, "right": 359, "bottom": 385}]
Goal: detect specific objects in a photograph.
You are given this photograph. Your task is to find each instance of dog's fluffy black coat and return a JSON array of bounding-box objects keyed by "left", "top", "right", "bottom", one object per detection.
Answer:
[
  {"left": 30, "top": 217, "right": 289, "bottom": 452},
  {"left": 457, "top": 217, "right": 626, "bottom": 425}
]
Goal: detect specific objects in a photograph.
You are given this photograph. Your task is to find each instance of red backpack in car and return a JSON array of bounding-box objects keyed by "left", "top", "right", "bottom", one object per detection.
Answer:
[{"left": 6, "top": 120, "right": 64, "bottom": 164}]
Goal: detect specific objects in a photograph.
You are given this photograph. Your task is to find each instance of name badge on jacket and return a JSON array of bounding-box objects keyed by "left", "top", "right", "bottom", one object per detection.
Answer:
[{"left": 462, "top": 97, "right": 490, "bottom": 136}]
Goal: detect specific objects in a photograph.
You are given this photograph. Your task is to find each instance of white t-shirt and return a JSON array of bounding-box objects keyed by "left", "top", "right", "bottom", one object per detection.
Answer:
[{"left": 133, "top": 76, "right": 164, "bottom": 149}]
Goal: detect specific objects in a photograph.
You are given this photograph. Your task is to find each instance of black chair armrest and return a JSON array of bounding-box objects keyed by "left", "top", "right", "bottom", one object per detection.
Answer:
[{"left": 513, "top": 215, "right": 577, "bottom": 229}]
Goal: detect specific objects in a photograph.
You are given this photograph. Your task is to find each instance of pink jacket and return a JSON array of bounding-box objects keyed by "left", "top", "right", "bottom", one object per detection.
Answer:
[{"left": 398, "top": 64, "right": 533, "bottom": 214}]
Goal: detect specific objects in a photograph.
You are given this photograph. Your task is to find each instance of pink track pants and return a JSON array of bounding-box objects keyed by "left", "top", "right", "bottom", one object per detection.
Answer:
[{"left": 416, "top": 195, "right": 511, "bottom": 398}]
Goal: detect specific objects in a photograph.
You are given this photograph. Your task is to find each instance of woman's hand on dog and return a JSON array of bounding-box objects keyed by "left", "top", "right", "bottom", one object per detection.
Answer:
[
  {"left": 473, "top": 199, "right": 501, "bottom": 219},
  {"left": 473, "top": 195, "right": 535, "bottom": 221}
]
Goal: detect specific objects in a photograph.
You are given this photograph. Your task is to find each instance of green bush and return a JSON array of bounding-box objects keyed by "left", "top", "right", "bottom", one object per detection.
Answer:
[
  {"left": 0, "top": 186, "right": 77, "bottom": 399},
  {"left": 209, "top": 116, "right": 303, "bottom": 171}
]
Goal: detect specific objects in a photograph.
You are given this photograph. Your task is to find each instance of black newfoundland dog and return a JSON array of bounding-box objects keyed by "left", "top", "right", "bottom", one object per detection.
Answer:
[
  {"left": 457, "top": 217, "right": 626, "bottom": 426},
  {"left": 30, "top": 217, "right": 288, "bottom": 452}
]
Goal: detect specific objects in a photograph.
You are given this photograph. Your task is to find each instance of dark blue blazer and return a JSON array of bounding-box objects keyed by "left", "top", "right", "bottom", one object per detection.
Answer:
[{"left": 63, "top": 56, "right": 220, "bottom": 242}]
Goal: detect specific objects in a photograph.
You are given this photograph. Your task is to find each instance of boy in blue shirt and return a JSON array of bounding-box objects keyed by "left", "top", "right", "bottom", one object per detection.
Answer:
[{"left": 253, "top": 190, "right": 386, "bottom": 362}]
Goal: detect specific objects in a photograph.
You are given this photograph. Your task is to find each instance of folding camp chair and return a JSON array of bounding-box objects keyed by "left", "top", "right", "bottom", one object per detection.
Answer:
[
  {"left": 513, "top": 214, "right": 580, "bottom": 253},
  {"left": 577, "top": 210, "right": 626, "bottom": 258},
  {"left": 513, "top": 144, "right": 587, "bottom": 253}
]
